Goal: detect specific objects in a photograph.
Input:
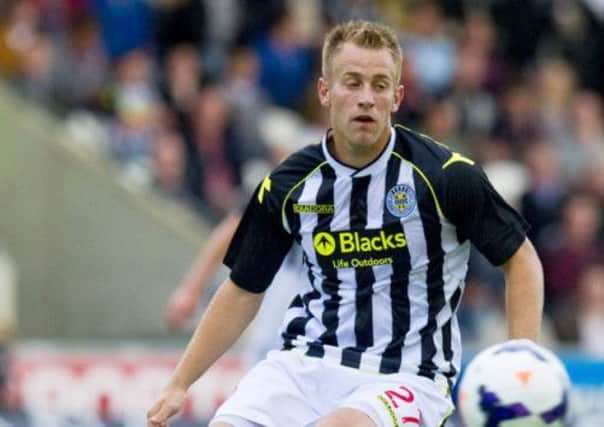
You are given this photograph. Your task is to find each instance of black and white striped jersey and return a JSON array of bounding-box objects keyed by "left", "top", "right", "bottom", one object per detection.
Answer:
[{"left": 225, "top": 125, "right": 528, "bottom": 384}]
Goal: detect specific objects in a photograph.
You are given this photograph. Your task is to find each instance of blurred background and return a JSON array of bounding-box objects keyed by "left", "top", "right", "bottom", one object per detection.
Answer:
[{"left": 0, "top": 0, "right": 603, "bottom": 425}]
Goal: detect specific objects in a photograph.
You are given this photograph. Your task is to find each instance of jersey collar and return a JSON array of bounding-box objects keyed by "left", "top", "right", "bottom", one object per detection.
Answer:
[{"left": 321, "top": 127, "right": 396, "bottom": 177}]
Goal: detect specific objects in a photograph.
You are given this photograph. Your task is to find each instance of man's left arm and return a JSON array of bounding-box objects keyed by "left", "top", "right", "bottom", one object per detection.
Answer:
[
  {"left": 437, "top": 159, "right": 544, "bottom": 341},
  {"left": 501, "top": 238, "right": 544, "bottom": 341}
]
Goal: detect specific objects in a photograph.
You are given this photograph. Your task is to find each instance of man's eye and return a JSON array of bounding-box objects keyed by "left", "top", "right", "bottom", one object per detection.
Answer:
[{"left": 346, "top": 81, "right": 360, "bottom": 88}]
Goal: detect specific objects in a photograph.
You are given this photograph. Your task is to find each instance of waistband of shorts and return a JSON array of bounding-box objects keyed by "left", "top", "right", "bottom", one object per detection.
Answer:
[{"left": 280, "top": 347, "right": 453, "bottom": 397}]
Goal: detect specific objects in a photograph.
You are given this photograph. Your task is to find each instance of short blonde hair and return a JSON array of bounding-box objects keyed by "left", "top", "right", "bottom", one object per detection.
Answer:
[{"left": 322, "top": 20, "right": 403, "bottom": 83}]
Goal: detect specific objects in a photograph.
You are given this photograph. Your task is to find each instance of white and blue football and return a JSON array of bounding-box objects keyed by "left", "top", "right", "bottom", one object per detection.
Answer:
[{"left": 458, "top": 339, "right": 572, "bottom": 427}]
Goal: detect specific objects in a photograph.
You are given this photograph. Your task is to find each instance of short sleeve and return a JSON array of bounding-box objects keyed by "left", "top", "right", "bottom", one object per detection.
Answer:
[
  {"left": 224, "top": 181, "right": 294, "bottom": 292},
  {"left": 437, "top": 162, "right": 529, "bottom": 266}
]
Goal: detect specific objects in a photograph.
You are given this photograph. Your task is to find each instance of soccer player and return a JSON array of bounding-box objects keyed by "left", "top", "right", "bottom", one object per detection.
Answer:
[{"left": 147, "top": 20, "right": 543, "bottom": 427}]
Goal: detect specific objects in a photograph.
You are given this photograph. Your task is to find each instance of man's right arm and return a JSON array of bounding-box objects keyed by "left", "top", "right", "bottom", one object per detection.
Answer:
[
  {"left": 149, "top": 168, "right": 295, "bottom": 426},
  {"left": 147, "top": 277, "right": 264, "bottom": 426}
]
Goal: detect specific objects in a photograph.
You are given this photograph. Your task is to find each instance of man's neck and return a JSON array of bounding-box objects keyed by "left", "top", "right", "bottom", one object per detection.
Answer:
[{"left": 329, "top": 128, "right": 391, "bottom": 169}]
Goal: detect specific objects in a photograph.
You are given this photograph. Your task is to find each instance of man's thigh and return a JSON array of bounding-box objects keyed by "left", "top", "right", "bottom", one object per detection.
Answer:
[
  {"left": 315, "top": 407, "right": 377, "bottom": 427},
  {"left": 334, "top": 374, "right": 454, "bottom": 427},
  {"left": 211, "top": 351, "right": 321, "bottom": 427}
]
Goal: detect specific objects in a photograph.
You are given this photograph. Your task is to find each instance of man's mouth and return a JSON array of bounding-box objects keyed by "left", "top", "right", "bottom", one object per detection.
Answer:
[{"left": 352, "top": 115, "right": 376, "bottom": 124}]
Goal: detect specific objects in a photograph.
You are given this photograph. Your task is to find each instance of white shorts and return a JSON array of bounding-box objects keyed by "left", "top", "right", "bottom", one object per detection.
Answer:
[{"left": 211, "top": 350, "right": 455, "bottom": 427}]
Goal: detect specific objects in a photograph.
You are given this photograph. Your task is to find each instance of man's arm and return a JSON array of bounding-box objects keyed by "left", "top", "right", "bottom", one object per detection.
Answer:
[
  {"left": 148, "top": 278, "right": 264, "bottom": 426},
  {"left": 501, "top": 238, "right": 544, "bottom": 341},
  {"left": 436, "top": 159, "right": 543, "bottom": 341},
  {"left": 165, "top": 212, "right": 242, "bottom": 330}
]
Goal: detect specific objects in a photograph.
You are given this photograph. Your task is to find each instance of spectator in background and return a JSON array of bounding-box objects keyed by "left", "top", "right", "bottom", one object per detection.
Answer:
[
  {"left": 18, "top": 33, "right": 60, "bottom": 106},
  {"left": 253, "top": 7, "right": 315, "bottom": 110},
  {"left": 202, "top": 0, "right": 241, "bottom": 78},
  {"left": 540, "top": 0, "right": 604, "bottom": 97},
  {"left": 94, "top": 0, "right": 152, "bottom": 60},
  {"left": 421, "top": 97, "right": 463, "bottom": 153},
  {"left": 108, "top": 49, "right": 159, "bottom": 173},
  {"left": 537, "top": 58, "right": 576, "bottom": 143},
  {"left": 491, "top": 78, "right": 541, "bottom": 158},
  {"left": 520, "top": 142, "right": 567, "bottom": 250},
  {"left": 567, "top": 91, "right": 604, "bottom": 179},
  {"left": 1, "top": 0, "right": 60, "bottom": 106},
  {"left": 159, "top": 43, "right": 203, "bottom": 185},
  {"left": 151, "top": 130, "right": 187, "bottom": 201},
  {"left": 535, "top": 58, "right": 582, "bottom": 180},
  {"left": 391, "top": 41, "right": 423, "bottom": 124},
  {"left": 541, "top": 192, "right": 603, "bottom": 342},
  {"left": 0, "top": 1, "right": 24, "bottom": 79},
  {"left": 572, "top": 90, "right": 604, "bottom": 147},
  {"left": 237, "top": 0, "right": 288, "bottom": 42},
  {"left": 55, "top": 16, "right": 109, "bottom": 110},
  {"left": 152, "top": 0, "right": 207, "bottom": 64},
  {"left": 449, "top": 44, "right": 497, "bottom": 141},
  {"left": 401, "top": 0, "right": 456, "bottom": 96},
  {"left": 490, "top": 0, "right": 549, "bottom": 69},
  {"left": 224, "top": 45, "right": 270, "bottom": 162},
  {"left": 459, "top": 8, "right": 508, "bottom": 94},
  {"left": 187, "top": 85, "right": 243, "bottom": 218},
  {"left": 161, "top": 43, "right": 202, "bottom": 117},
  {"left": 2, "top": 0, "right": 40, "bottom": 61}
]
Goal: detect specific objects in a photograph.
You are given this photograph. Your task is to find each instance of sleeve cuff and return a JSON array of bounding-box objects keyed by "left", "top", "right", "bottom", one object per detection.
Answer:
[
  {"left": 229, "top": 271, "right": 269, "bottom": 294},
  {"left": 479, "top": 225, "right": 527, "bottom": 266}
]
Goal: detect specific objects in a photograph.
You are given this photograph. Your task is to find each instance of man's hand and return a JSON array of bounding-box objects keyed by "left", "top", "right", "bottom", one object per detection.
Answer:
[
  {"left": 147, "top": 385, "right": 186, "bottom": 427},
  {"left": 165, "top": 284, "right": 199, "bottom": 330},
  {"left": 153, "top": 279, "right": 264, "bottom": 427}
]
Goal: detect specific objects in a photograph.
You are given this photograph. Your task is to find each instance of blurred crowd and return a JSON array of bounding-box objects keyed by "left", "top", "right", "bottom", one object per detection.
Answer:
[{"left": 1, "top": 0, "right": 604, "bottom": 357}]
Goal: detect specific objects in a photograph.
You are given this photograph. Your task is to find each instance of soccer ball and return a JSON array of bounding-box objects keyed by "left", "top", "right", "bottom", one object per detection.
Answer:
[{"left": 457, "top": 339, "right": 571, "bottom": 427}]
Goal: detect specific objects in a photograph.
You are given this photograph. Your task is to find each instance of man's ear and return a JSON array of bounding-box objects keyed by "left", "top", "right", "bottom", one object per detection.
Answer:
[
  {"left": 392, "top": 84, "right": 405, "bottom": 112},
  {"left": 317, "top": 77, "right": 330, "bottom": 107}
]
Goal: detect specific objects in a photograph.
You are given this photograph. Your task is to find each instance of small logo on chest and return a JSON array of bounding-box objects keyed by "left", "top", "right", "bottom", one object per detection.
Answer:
[
  {"left": 293, "top": 203, "right": 335, "bottom": 214},
  {"left": 386, "top": 184, "right": 417, "bottom": 218}
]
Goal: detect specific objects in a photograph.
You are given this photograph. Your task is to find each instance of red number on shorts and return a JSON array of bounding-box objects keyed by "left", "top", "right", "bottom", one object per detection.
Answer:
[
  {"left": 401, "top": 415, "right": 420, "bottom": 425},
  {"left": 384, "top": 385, "right": 415, "bottom": 408}
]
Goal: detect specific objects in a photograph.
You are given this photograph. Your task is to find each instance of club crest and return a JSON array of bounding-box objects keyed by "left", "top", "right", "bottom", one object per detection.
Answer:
[{"left": 386, "top": 184, "right": 416, "bottom": 218}]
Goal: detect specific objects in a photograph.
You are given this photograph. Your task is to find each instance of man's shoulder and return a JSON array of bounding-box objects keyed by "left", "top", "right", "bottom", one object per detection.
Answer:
[
  {"left": 264, "top": 143, "right": 326, "bottom": 202},
  {"left": 393, "top": 124, "right": 453, "bottom": 167},
  {"left": 393, "top": 124, "right": 477, "bottom": 180}
]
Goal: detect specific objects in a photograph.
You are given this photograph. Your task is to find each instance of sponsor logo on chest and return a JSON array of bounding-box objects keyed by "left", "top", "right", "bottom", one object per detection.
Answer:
[{"left": 312, "top": 227, "right": 407, "bottom": 268}]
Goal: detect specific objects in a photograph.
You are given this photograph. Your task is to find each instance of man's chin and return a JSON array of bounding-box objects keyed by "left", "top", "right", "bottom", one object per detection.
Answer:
[{"left": 349, "top": 135, "right": 379, "bottom": 149}]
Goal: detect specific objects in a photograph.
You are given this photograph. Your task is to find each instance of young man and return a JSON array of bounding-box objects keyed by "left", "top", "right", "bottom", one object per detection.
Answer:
[{"left": 147, "top": 20, "right": 543, "bottom": 427}]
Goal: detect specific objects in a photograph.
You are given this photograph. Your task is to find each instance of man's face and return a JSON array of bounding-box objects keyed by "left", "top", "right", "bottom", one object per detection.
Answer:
[{"left": 318, "top": 42, "right": 404, "bottom": 155}]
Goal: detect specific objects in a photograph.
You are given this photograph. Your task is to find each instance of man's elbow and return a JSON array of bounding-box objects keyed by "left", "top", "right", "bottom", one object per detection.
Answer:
[{"left": 502, "top": 238, "right": 543, "bottom": 277}]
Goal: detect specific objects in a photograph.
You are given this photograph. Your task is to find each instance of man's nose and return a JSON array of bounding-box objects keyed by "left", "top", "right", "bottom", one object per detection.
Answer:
[{"left": 357, "top": 86, "right": 375, "bottom": 108}]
